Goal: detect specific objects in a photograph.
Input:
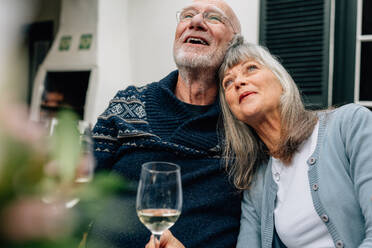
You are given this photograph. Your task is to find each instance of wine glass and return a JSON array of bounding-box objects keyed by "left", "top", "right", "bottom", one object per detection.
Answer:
[
  {"left": 42, "top": 117, "right": 95, "bottom": 208},
  {"left": 75, "top": 120, "right": 95, "bottom": 183},
  {"left": 65, "top": 120, "right": 95, "bottom": 208},
  {"left": 136, "top": 162, "right": 182, "bottom": 245}
]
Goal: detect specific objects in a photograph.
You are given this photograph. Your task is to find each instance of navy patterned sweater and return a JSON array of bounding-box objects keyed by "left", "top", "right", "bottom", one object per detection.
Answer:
[{"left": 87, "top": 71, "right": 241, "bottom": 248}]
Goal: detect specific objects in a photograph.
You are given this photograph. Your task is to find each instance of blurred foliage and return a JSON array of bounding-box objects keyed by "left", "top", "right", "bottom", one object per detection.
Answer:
[
  {"left": 0, "top": 108, "right": 130, "bottom": 248},
  {"left": 50, "top": 110, "right": 82, "bottom": 184},
  {"left": 0, "top": 114, "right": 47, "bottom": 204}
]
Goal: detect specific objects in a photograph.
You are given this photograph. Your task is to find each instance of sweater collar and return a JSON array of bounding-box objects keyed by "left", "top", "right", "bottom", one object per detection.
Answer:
[
  {"left": 145, "top": 70, "right": 221, "bottom": 152},
  {"left": 148, "top": 70, "right": 220, "bottom": 119}
]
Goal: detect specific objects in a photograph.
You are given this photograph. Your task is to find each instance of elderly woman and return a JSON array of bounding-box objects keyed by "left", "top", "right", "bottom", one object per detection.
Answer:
[{"left": 146, "top": 37, "right": 372, "bottom": 248}]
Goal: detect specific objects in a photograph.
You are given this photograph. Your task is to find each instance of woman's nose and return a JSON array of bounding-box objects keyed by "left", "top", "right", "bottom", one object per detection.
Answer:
[{"left": 235, "top": 80, "right": 246, "bottom": 89}]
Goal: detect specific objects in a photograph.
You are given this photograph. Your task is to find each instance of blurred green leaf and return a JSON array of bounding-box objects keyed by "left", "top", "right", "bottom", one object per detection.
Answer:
[{"left": 50, "top": 110, "right": 81, "bottom": 184}]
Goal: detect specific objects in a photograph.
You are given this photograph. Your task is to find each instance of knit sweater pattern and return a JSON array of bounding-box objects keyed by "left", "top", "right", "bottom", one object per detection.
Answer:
[{"left": 88, "top": 71, "right": 241, "bottom": 248}]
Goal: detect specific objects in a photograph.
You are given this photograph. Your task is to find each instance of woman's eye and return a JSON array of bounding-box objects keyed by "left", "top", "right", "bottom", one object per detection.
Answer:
[
  {"left": 223, "top": 80, "right": 233, "bottom": 89},
  {"left": 247, "top": 65, "right": 258, "bottom": 71}
]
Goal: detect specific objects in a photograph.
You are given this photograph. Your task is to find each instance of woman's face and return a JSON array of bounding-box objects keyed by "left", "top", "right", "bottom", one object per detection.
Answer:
[{"left": 222, "top": 59, "right": 283, "bottom": 124}]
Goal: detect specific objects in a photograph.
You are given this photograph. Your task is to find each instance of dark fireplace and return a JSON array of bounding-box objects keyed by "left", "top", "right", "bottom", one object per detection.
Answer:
[{"left": 40, "top": 70, "right": 91, "bottom": 120}]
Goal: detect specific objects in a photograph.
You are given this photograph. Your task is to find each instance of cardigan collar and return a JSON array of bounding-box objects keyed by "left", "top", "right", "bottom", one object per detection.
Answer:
[{"left": 262, "top": 111, "right": 329, "bottom": 247}]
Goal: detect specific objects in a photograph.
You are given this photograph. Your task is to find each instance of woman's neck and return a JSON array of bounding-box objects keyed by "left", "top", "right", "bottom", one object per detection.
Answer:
[{"left": 251, "top": 112, "right": 282, "bottom": 155}]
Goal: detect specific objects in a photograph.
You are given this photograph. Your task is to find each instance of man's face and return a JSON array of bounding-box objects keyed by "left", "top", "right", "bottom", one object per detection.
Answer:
[{"left": 173, "top": 0, "right": 238, "bottom": 69}]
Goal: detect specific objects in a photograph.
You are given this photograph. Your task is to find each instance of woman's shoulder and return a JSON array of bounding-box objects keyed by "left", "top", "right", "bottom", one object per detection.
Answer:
[
  {"left": 335, "top": 103, "right": 369, "bottom": 113},
  {"left": 318, "top": 103, "right": 370, "bottom": 123},
  {"left": 335, "top": 103, "right": 370, "bottom": 121},
  {"left": 317, "top": 104, "right": 372, "bottom": 142}
]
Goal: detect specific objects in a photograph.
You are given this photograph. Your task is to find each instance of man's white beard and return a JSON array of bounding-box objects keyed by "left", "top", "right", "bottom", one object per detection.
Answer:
[{"left": 173, "top": 48, "right": 225, "bottom": 69}]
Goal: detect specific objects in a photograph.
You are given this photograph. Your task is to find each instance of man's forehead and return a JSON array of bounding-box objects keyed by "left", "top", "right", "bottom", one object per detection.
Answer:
[
  {"left": 189, "top": 0, "right": 231, "bottom": 14},
  {"left": 182, "top": 4, "right": 226, "bottom": 15},
  {"left": 187, "top": 0, "right": 241, "bottom": 33}
]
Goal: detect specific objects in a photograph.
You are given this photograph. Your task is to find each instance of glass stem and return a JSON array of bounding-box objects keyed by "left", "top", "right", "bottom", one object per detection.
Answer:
[{"left": 153, "top": 233, "right": 161, "bottom": 247}]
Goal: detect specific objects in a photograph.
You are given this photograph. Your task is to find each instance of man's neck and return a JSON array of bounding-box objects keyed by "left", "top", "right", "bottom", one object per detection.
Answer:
[{"left": 175, "top": 67, "right": 218, "bottom": 105}]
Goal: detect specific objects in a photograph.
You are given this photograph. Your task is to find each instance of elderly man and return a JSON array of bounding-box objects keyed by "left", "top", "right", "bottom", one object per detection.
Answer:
[{"left": 88, "top": 0, "right": 242, "bottom": 247}]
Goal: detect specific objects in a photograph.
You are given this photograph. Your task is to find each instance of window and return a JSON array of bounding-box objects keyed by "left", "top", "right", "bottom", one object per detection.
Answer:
[
  {"left": 355, "top": 0, "right": 372, "bottom": 106},
  {"left": 260, "top": 0, "right": 334, "bottom": 109},
  {"left": 27, "top": 21, "right": 54, "bottom": 105}
]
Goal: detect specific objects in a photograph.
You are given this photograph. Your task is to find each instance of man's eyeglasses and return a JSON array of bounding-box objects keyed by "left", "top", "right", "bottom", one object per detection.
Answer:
[{"left": 176, "top": 9, "right": 237, "bottom": 34}]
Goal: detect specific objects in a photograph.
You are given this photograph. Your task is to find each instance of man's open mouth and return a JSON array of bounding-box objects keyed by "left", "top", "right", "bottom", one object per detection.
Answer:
[{"left": 184, "top": 37, "right": 209, "bottom": 45}]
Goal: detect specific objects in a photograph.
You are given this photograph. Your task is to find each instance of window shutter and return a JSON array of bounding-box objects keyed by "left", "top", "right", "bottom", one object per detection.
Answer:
[{"left": 260, "top": 0, "right": 332, "bottom": 108}]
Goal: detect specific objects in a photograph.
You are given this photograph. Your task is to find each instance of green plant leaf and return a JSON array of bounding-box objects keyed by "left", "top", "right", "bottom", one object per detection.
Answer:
[{"left": 50, "top": 110, "right": 81, "bottom": 184}]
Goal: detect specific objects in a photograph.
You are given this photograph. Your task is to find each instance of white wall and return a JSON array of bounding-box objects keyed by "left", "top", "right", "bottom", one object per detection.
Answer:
[
  {"left": 0, "top": 0, "right": 41, "bottom": 98},
  {"left": 229, "top": 0, "right": 260, "bottom": 44},
  {"left": 0, "top": 0, "right": 60, "bottom": 101},
  {"left": 126, "top": 0, "right": 259, "bottom": 85},
  {"left": 94, "top": 0, "right": 132, "bottom": 121}
]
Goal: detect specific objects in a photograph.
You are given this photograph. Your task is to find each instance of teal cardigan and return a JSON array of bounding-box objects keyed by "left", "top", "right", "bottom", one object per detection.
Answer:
[{"left": 237, "top": 104, "right": 372, "bottom": 248}]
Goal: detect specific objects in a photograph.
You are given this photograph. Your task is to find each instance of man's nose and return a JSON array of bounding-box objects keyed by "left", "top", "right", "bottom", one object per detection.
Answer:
[{"left": 189, "top": 13, "right": 208, "bottom": 31}]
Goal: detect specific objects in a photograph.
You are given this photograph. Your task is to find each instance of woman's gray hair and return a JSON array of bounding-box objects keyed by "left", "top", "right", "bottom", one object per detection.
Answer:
[{"left": 219, "top": 35, "right": 317, "bottom": 190}]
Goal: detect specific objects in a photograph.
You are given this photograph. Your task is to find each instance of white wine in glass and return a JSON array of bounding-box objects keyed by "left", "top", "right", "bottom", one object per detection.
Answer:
[
  {"left": 137, "top": 208, "right": 181, "bottom": 234},
  {"left": 136, "top": 162, "right": 182, "bottom": 244}
]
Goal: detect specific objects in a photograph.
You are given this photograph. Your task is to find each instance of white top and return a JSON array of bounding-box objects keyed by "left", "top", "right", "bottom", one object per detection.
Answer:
[{"left": 272, "top": 122, "right": 334, "bottom": 248}]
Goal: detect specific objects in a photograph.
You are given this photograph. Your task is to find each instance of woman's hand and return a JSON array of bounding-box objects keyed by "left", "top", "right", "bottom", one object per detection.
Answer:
[{"left": 145, "top": 230, "right": 185, "bottom": 248}]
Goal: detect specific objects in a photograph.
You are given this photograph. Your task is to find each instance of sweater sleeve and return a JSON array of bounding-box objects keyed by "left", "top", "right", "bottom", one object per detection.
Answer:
[
  {"left": 237, "top": 190, "right": 262, "bottom": 248},
  {"left": 92, "top": 117, "right": 120, "bottom": 172},
  {"left": 92, "top": 97, "right": 121, "bottom": 172},
  {"left": 342, "top": 105, "right": 372, "bottom": 247},
  {"left": 92, "top": 85, "right": 149, "bottom": 172}
]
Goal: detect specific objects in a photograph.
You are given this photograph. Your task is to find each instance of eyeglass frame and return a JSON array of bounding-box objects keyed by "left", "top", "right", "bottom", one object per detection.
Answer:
[{"left": 176, "top": 8, "right": 238, "bottom": 34}]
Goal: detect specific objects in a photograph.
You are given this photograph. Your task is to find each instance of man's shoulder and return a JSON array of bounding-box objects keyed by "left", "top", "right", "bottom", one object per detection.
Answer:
[
  {"left": 114, "top": 84, "right": 150, "bottom": 100},
  {"left": 96, "top": 70, "right": 178, "bottom": 127},
  {"left": 98, "top": 84, "right": 151, "bottom": 124},
  {"left": 113, "top": 70, "right": 178, "bottom": 100},
  {"left": 93, "top": 83, "right": 156, "bottom": 144}
]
